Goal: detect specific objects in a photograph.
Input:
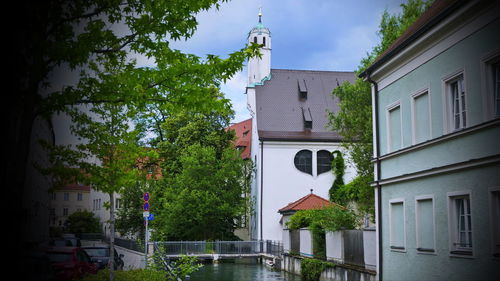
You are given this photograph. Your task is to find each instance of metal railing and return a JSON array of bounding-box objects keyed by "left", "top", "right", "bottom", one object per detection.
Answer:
[{"left": 154, "top": 240, "right": 283, "bottom": 257}]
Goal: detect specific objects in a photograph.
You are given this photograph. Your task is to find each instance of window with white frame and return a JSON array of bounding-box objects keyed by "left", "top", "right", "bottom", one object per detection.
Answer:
[
  {"left": 490, "top": 188, "right": 500, "bottom": 257},
  {"left": 416, "top": 196, "right": 435, "bottom": 253},
  {"left": 481, "top": 51, "right": 500, "bottom": 119},
  {"left": 390, "top": 199, "right": 405, "bottom": 250},
  {"left": 445, "top": 73, "right": 467, "bottom": 131},
  {"left": 387, "top": 102, "right": 402, "bottom": 152},
  {"left": 448, "top": 192, "right": 473, "bottom": 256},
  {"left": 412, "top": 90, "right": 431, "bottom": 144}
]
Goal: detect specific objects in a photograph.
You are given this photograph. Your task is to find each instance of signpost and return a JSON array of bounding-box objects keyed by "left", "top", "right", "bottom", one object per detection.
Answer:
[{"left": 143, "top": 192, "right": 150, "bottom": 267}]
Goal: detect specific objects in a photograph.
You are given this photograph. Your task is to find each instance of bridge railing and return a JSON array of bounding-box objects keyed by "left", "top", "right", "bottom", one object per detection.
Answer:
[{"left": 154, "top": 240, "right": 282, "bottom": 257}]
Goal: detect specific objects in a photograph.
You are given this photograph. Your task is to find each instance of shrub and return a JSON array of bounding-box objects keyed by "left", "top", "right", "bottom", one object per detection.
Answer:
[
  {"left": 300, "top": 258, "right": 335, "bottom": 281},
  {"left": 81, "top": 269, "right": 165, "bottom": 281}
]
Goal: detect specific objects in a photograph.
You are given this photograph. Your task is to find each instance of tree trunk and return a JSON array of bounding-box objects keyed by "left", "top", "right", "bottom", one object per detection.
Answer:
[{"left": 109, "top": 192, "right": 115, "bottom": 281}]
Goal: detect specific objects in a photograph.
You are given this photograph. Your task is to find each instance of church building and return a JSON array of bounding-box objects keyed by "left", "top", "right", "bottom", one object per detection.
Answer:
[{"left": 245, "top": 10, "right": 357, "bottom": 241}]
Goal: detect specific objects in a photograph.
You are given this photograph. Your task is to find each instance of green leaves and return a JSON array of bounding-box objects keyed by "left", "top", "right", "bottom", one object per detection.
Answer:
[
  {"left": 151, "top": 112, "right": 251, "bottom": 241},
  {"left": 286, "top": 205, "right": 356, "bottom": 233}
]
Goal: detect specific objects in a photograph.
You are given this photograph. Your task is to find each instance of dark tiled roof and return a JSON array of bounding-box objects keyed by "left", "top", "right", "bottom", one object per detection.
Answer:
[{"left": 255, "top": 69, "right": 354, "bottom": 141}]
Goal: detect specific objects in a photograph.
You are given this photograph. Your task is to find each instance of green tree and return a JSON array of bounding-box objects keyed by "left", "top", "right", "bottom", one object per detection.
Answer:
[
  {"left": 66, "top": 210, "right": 101, "bottom": 234},
  {"left": 151, "top": 112, "right": 251, "bottom": 241},
  {"left": 41, "top": 98, "right": 155, "bottom": 280},
  {"left": 12, "top": 0, "right": 259, "bottom": 262},
  {"left": 115, "top": 180, "right": 147, "bottom": 238},
  {"left": 327, "top": 0, "right": 433, "bottom": 217}
]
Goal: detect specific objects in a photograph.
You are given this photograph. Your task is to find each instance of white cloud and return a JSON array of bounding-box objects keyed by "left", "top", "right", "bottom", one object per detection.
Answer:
[{"left": 220, "top": 70, "right": 250, "bottom": 123}]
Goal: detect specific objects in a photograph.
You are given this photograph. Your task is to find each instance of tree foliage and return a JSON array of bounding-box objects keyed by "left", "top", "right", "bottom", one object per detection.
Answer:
[
  {"left": 150, "top": 112, "right": 252, "bottom": 241},
  {"left": 66, "top": 210, "right": 101, "bottom": 234},
  {"left": 327, "top": 0, "right": 433, "bottom": 217},
  {"left": 286, "top": 205, "right": 356, "bottom": 233}
]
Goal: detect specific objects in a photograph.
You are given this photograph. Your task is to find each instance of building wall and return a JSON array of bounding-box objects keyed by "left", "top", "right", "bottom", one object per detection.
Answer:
[
  {"left": 90, "top": 190, "right": 123, "bottom": 237},
  {"left": 258, "top": 141, "right": 356, "bottom": 241},
  {"left": 50, "top": 188, "right": 90, "bottom": 228},
  {"left": 381, "top": 164, "right": 500, "bottom": 280},
  {"left": 23, "top": 116, "right": 54, "bottom": 244},
  {"left": 374, "top": 2, "right": 500, "bottom": 280},
  {"left": 376, "top": 15, "right": 500, "bottom": 157}
]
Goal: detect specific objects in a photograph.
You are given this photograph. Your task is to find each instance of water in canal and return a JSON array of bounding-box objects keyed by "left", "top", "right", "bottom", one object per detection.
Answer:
[{"left": 189, "top": 261, "right": 302, "bottom": 281}]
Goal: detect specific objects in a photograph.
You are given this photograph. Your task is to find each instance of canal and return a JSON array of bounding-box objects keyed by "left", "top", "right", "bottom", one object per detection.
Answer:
[{"left": 189, "top": 262, "right": 302, "bottom": 281}]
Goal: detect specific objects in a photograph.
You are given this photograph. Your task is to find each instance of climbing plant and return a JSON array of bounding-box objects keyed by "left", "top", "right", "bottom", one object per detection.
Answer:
[{"left": 328, "top": 150, "right": 345, "bottom": 202}]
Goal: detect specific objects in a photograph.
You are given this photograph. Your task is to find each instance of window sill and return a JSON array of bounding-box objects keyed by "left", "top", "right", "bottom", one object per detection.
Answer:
[
  {"left": 449, "top": 250, "right": 474, "bottom": 259},
  {"left": 390, "top": 246, "right": 406, "bottom": 253},
  {"left": 417, "top": 248, "right": 436, "bottom": 255}
]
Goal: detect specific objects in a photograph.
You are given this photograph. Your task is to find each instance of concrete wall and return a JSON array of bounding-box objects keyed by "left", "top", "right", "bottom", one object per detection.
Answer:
[
  {"left": 283, "top": 229, "right": 291, "bottom": 253},
  {"left": 281, "top": 254, "right": 376, "bottom": 281},
  {"left": 300, "top": 228, "right": 313, "bottom": 257},
  {"left": 326, "top": 231, "right": 344, "bottom": 263},
  {"left": 362, "top": 228, "right": 376, "bottom": 271}
]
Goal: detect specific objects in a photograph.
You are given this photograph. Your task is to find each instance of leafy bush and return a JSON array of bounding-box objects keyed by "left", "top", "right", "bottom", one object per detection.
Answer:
[
  {"left": 81, "top": 269, "right": 166, "bottom": 281},
  {"left": 286, "top": 205, "right": 356, "bottom": 260},
  {"left": 286, "top": 205, "right": 356, "bottom": 232},
  {"left": 300, "top": 258, "right": 335, "bottom": 281}
]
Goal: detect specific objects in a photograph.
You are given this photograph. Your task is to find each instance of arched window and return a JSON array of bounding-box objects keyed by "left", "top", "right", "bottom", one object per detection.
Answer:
[
  {"left": 294, "top": 150, "right": 312, "bottom": 175},
  {"left": 253, "top": 36, "right": 257, "bottom": 44},
  {"left": 317, "top": 150, "right": 333, "bottom": 175},
  {"left": 263, "top": 36, "right": 266, "bottom": 46}
]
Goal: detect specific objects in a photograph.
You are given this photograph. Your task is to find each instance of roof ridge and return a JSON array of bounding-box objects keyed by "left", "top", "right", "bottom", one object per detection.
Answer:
[{"left": 271, "top": 68, "right": 354, "bottom": 74}]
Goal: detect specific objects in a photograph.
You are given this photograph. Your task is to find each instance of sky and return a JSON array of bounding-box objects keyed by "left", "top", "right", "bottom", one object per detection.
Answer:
[
  {"left": 155, "top": 0, "right": 406, "bottom": 123},
  {"left": 52, "top": 0, "right": 406, "bottom": 145}
]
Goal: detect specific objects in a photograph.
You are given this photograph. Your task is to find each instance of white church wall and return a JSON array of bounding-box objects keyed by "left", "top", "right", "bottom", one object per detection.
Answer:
[{"left": 259, "top": 141, "right": 357, "bottom": 241}]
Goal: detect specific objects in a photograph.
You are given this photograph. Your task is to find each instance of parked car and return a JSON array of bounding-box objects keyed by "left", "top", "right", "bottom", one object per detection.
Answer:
[
  {"left": 49, "top": 236, "right": 81, "bottom": 247},
  {"left": 82, "top": 245, "right": 124, "bottom": 270},
  {"left": 45, "top": 247, "right": 97, "bottom": 280}
]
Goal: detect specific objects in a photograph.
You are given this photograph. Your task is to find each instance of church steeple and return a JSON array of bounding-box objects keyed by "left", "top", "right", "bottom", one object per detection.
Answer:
[{"left": 247, "top": 7, "right": 271, "bottom": 87}]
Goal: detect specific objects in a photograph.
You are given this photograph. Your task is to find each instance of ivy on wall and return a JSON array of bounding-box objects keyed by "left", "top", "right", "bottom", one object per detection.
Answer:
[{"left": 328, "top": 150, "right": 345, "bottom": 202}]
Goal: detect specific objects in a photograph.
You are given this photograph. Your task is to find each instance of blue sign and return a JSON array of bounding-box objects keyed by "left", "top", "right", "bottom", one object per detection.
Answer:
[
  {"left": 143, "top": 192, "right": 150, "bottom": 201},
  {"left": 148, "top": 213, "right": 154, "bottom": 221},
  {"left": 143, "top": 202, "right": 150, "bottom": 211}
]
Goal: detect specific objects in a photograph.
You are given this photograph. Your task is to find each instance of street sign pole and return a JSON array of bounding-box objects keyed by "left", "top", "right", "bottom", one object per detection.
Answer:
[
  {"left": 143, "top": 192, "right": 150, "bottom": 268},
  {"left": 145, "top": 217, "right": 148, "bottom": 268}
]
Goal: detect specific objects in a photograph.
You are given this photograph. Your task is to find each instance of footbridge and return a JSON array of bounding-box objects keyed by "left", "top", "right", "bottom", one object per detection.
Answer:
[{"left": 153, "top": 240, "right": 283, "bottom": 261}]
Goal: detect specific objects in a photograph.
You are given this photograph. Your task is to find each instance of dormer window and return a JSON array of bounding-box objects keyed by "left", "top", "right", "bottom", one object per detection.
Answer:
[
  {"left": 298, "top": 79, "right": 307, "bottom": 99},
  {"left": 254, "top": 36, "right": 257, "bottom": 44},
  {"left": 301, "top": 107, "right": 313, "bottom": 130},
  {"left": 263, "top": 37, "right": 266, "bottom": 46}
]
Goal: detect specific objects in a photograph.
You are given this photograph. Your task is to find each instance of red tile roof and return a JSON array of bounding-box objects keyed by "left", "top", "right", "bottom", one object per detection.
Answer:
[
  {"left": 227, "top": 118, "right": 252, "bottom": 159},
  {"left": 59, "top": 183, "right": 91, "bottom": 192},
  {"left": 278, "top": 193, "right": 335, "bottom": 214}
]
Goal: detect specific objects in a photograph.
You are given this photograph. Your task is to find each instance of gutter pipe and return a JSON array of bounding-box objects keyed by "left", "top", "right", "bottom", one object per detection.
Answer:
[
  {"left": 365, "top": 72, "right": 382, "bottom": 281},
  {"left": 260, "top": 140, "right": 264, "bottom": 241}
]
